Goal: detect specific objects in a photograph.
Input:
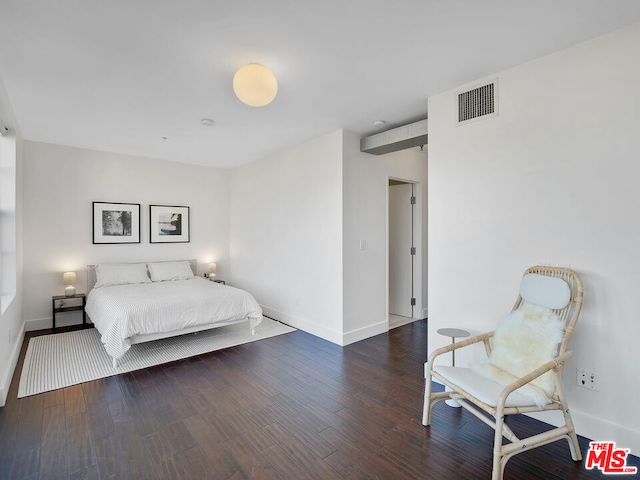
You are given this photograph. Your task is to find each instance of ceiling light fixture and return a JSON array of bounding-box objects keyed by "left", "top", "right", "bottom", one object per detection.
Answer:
[
  {"left": 233, "top": 63, "right": 278, "bottom": 107},
  {"left": 200, "top": 118, "right": 215, "bottom": 127}
]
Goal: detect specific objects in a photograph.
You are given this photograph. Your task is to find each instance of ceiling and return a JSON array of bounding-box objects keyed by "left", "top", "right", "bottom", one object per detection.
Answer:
[{"left": 2, "top": 1, "right": 640, "bottom": 169}]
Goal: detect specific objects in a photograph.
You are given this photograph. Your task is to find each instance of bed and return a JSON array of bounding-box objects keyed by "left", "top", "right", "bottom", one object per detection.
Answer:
[{"left": 84, "top": 259, "right": 263, "bottom": 368}]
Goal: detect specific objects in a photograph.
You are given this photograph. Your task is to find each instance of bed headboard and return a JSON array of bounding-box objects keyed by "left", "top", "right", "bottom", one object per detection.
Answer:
[{"left": 86, "top": 259, "right": 198, "bottom": 292}]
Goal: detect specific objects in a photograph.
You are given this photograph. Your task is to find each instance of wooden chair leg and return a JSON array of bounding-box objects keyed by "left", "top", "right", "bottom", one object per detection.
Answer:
[
  {"left": 422, "top": 375, "right": 433, "bottom": 426},
  {"left": 561, "top": 406, "right": 582, "bottom": 461},
  {"left": 492, "top": 412, "right": 506, "bottom": 480},
  {"left": 556, "top": 380, "right": 582, "bottom": 461}
]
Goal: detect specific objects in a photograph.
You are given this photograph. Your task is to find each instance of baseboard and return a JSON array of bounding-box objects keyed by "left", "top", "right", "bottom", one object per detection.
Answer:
[
  {"left": 0, "top": 322, "right": 25, "bottom": 407},
  {"left": 526, "top": 409, "right": 640, "bottom": 455},
  {"left": 260, "top": 305, "right": 344, "bottom": 346},
  {"left": 573, "top": 410, "right": 640, "bottom": 455},
  {"left": 25, "top": 311, "right": 85, "bottom": 332},
  {"left": 342, "top": 320, "right": 388, "bottom": 346},
  {"left": 24, "top": 317, "right": 50, "bottom": 332},
  {"left": 261, "top": 306, "right": 390, "bottom": 347}
]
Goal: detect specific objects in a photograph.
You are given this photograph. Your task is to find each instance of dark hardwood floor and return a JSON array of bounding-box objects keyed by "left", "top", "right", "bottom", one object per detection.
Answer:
[{"left": 1, "top": 320, "right": 637, "bottom": 479}]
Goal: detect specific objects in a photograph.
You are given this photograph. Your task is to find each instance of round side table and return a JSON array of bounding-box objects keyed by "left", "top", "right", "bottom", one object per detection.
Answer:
[
  {"left": 437, "top": 328, "right": 470, "bottom": 366},
  {"left": 437, "top": 327, "right": 470, "bottom": 407}
]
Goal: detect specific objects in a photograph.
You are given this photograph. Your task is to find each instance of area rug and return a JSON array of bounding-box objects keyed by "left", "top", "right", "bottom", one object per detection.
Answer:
[{"left": 18, "top": 318, "right": 295, "bottom": 398}]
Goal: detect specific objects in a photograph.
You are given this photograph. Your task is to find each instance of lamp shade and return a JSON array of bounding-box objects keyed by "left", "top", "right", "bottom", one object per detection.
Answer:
[
  {"left": 233, "top": 64, "right": 278, "bottom": 107},
  {"left": 208, "top": 263, "right": 217, "bottom": 276},
  {"left": 62, "top": 272, "right": 77, "bottom": 285},
  {"left": 63, "top": 271, "right": 77, "bottom": 297}
]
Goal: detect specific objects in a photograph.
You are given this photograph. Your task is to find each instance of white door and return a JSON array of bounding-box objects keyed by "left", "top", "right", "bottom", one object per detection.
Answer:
[{"left": 389, "top": 183, "right": 414, "bottom": 317}]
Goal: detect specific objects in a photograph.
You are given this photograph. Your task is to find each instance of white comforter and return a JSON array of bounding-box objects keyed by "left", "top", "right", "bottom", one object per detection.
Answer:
[{"left": 85, "top": 277, "right": 263, "bottom": 360}]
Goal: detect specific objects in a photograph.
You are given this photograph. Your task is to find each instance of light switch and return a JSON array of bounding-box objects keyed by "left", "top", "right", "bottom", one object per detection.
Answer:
[{"left": 359, "top": 239, "right": 366, "bottom": 250}]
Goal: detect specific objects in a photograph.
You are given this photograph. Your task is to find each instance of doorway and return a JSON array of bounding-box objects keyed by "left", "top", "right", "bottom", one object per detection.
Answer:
[{"left": 388, "top": 179, "right": 416, "bottom": 329}]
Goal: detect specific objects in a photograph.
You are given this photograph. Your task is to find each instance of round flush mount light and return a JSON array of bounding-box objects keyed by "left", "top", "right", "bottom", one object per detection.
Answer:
[
  {"left": 233, "top": 63, "right": 278, "bottom": 107},
  {"left": 200, "top": 118, "right": 215, "bottom": 127},
  {"left": 373, "top": 120, "right": 386, "bottom": 128}
]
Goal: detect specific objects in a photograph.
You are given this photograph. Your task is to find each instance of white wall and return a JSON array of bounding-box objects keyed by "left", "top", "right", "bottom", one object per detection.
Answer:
[
  {"left": 230, "top": 129, "right": 428, "bottom": 346},
  {"left": 229, "top": 130, "right": 344, "bottom": 344},
  {"left": 342, "top": 130, "right": 427, "bottom": 344},
  {"left": 0, "top": 74, "right": 24, "bottom": 406},
  {"left": 22, "top": 141, "right": 230, "bottom": 329},
  {"left": 428, "top": 22, "right": 640, "bottom": 452}
]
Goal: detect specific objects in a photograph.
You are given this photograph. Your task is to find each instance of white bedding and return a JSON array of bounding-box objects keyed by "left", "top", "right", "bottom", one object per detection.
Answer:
[{"left": 85, "top": 277, "right": 263, "bottom": 360}]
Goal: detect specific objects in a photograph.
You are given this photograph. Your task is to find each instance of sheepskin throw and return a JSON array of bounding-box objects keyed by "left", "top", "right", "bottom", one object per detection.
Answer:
[{"left": 472, "top": 302, "right": 565, "bottom": 407}]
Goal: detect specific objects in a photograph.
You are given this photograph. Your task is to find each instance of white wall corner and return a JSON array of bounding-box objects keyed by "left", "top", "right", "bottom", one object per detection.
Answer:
[{"left": 0, "top": 322, "right": 25, "bottom": 407}]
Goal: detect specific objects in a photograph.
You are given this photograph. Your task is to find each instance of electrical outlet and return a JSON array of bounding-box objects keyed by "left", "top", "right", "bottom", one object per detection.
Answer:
[{"left": 577, "top": 368, "right": 599, "bottom": 391}]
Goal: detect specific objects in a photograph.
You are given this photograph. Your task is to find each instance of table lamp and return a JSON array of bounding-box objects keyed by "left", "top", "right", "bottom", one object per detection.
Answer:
[
  {"left": 63, "top": 271, "right": 77, "bottom": 297},
  {"left": 208, "top": 263, "right": 217, "bottom": 278}
]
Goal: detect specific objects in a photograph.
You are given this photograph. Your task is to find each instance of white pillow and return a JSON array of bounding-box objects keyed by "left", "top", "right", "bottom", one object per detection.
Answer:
[
  {"left": 520, "top": 273, "right": 571, "bottom": 310},
  {"left": 94, "top": 263, "right": 151, "bottom": 288},
  {"left": 147, "top": 261, "right": 194, "bottom": 282}
]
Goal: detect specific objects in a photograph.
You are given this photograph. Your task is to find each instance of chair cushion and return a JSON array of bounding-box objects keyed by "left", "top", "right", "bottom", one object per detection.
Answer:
[
  {"left": 433, "top": 365, "right": 551, "bottom": 407},
  {"left": 520, "top": 273, "right": 571, "bottom": 309}
]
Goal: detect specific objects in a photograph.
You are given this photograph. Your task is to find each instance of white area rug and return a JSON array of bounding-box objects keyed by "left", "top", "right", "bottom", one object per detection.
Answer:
[{"left": 18, "top": 318, "right": 295, "bottom": 398}]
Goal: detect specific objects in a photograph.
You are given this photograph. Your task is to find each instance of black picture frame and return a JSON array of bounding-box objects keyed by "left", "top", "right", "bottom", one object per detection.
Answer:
[
  {"left": 149, "top": 205, "right": 190, "bottom": 243},
  {"left": 92, "top": 201, "right": 141, "bottom": 244}
]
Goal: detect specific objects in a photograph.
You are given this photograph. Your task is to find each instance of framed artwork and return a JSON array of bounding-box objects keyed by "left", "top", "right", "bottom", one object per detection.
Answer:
[
  {"left": 93, "top": 202, "right": 141, "bottom": 244},
  {"left": 150, "top": 205, "right": 190, "bottom": 243}
]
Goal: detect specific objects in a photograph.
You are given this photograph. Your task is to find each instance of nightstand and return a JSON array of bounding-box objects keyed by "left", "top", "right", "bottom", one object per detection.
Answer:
[
  {"left": 52, "top": 294, "right": 87, "bottom": 332},
  {"left": 209, "top": 278, "right": 225, "bottom": 285}
]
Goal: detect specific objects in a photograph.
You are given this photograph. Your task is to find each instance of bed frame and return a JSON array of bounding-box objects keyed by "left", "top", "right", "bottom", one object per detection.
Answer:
[{"left": 86, "top": 259, "right": 254, "bottom": 368}]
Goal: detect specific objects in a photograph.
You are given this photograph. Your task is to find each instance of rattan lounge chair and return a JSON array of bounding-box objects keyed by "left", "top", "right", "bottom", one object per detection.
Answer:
[{"left": 422, "top": 266, "right": 584, "bottom": 480}]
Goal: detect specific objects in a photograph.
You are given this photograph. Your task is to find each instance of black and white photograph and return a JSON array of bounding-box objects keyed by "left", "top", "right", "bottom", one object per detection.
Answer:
[
  {"left": 92, "top": 202, "right": 141, "bottom": 244},
  {"left": 150, "top": 205, "right": 190, "bottom": 243}
]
